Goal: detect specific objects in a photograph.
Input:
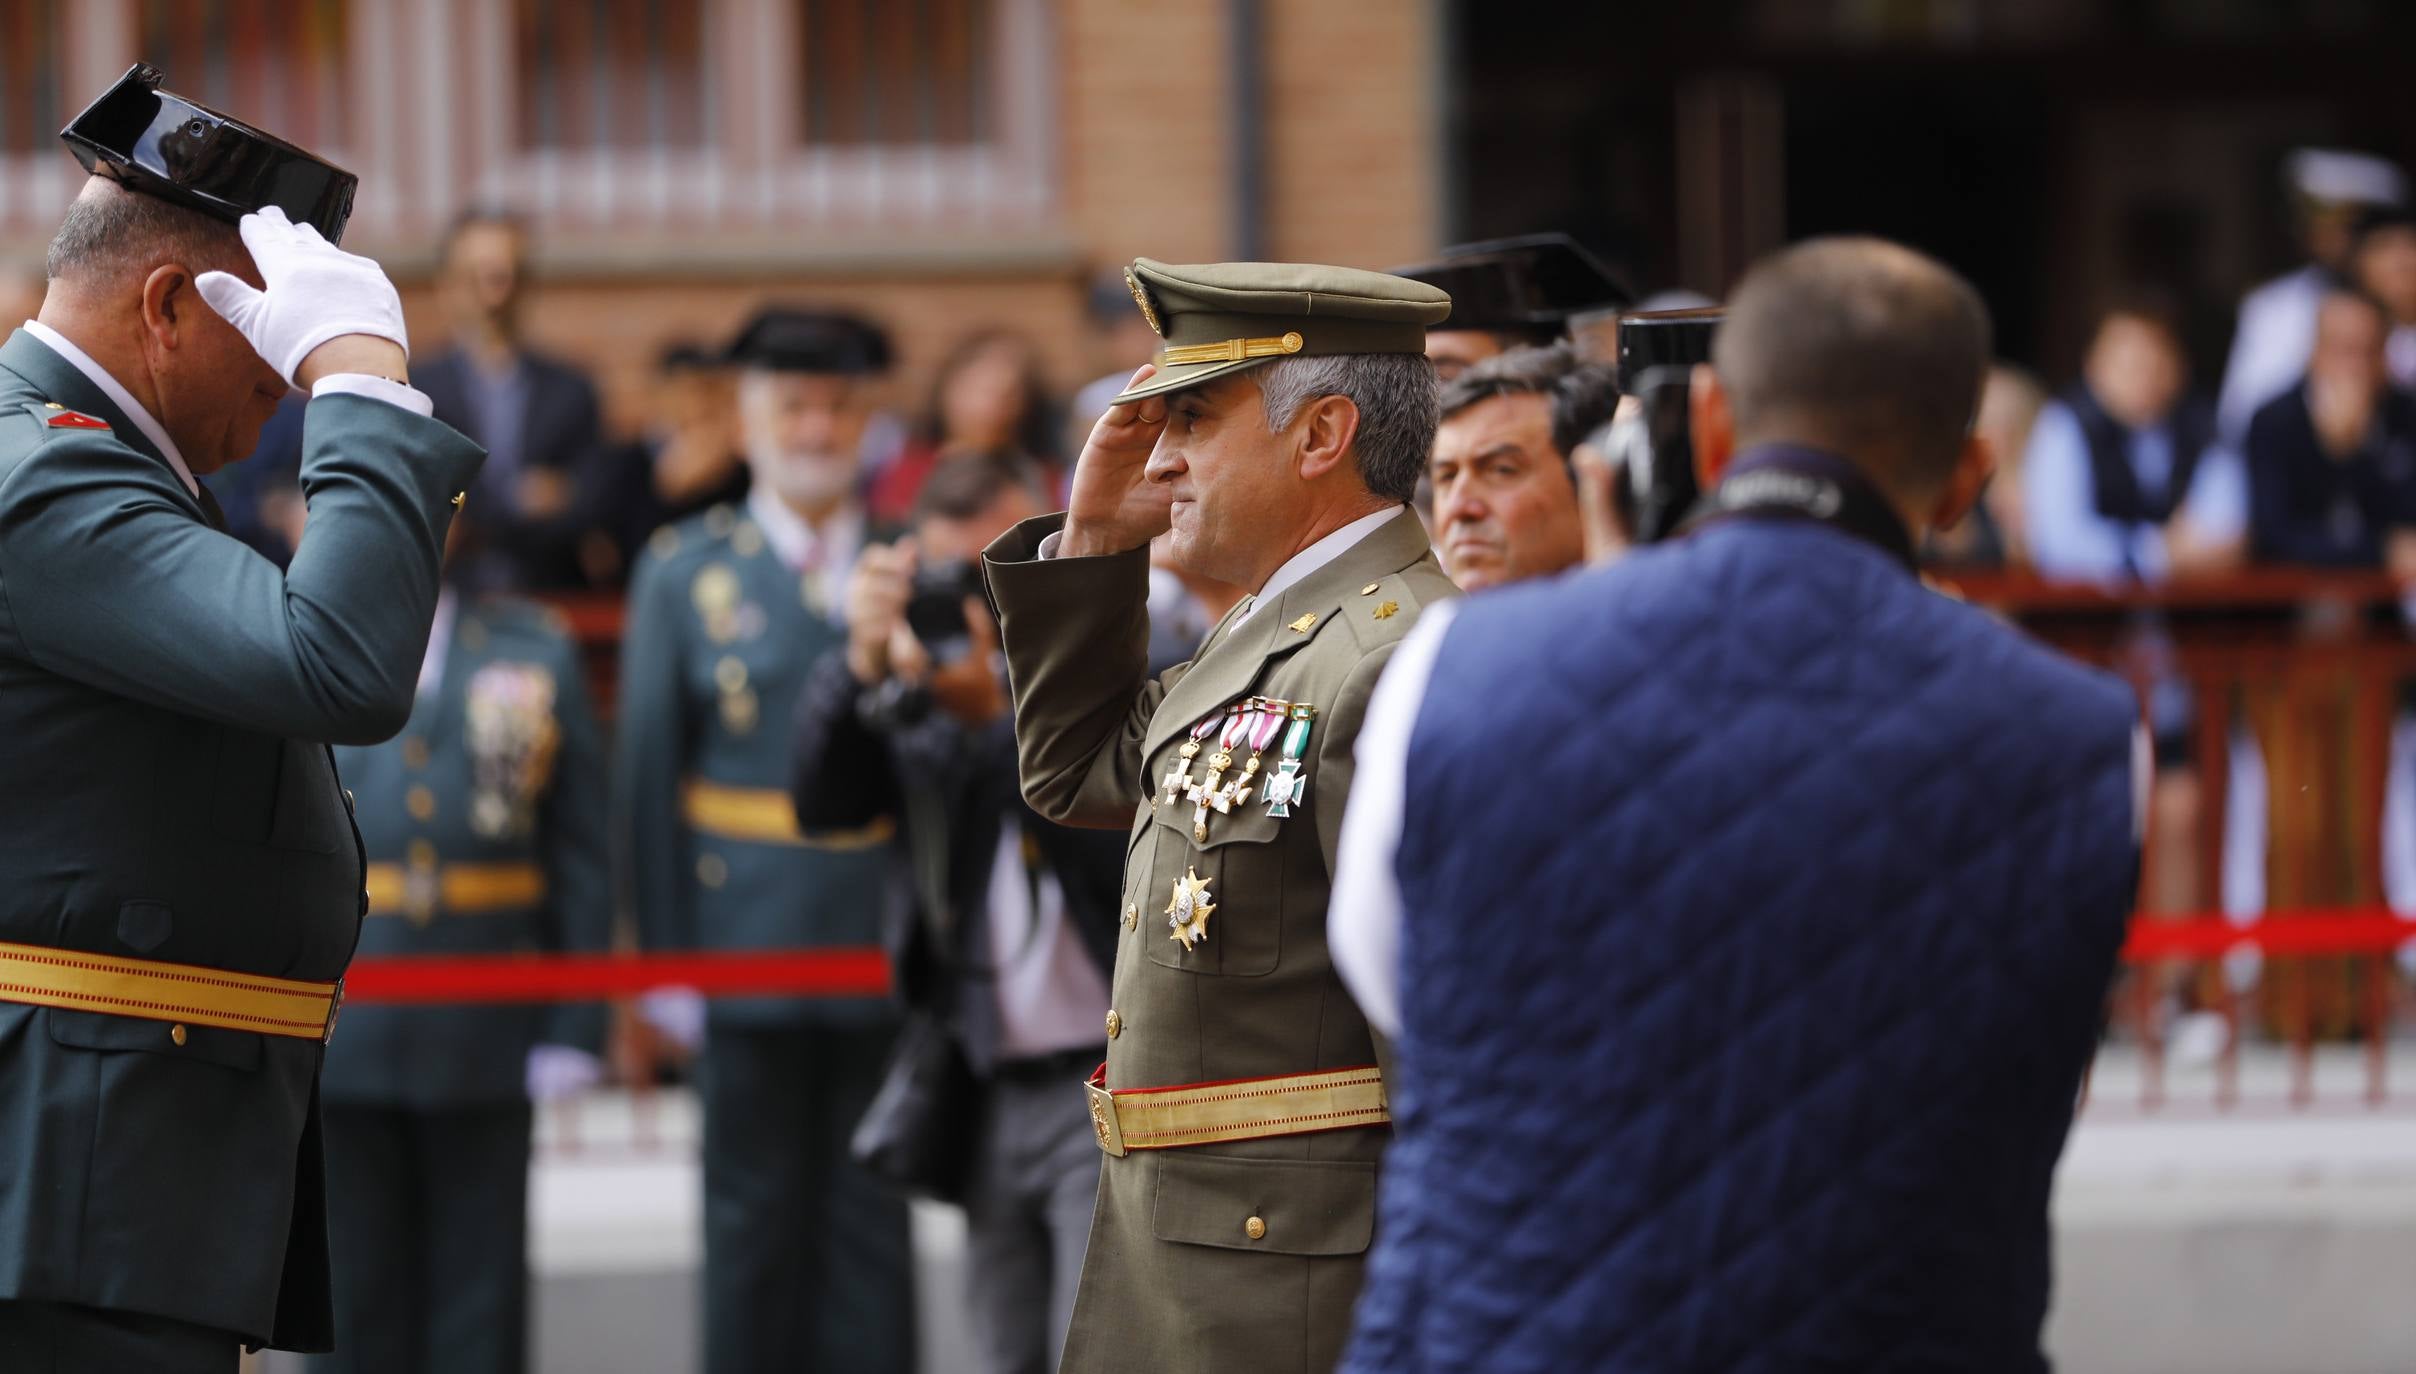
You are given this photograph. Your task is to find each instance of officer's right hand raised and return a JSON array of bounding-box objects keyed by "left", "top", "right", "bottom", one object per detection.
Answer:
[
  {"left": 196, "top": 206, "right": 411, "bottom": 390},
  {"left": 1059, "top": 363, "right": 1175, "bottom": 559}
]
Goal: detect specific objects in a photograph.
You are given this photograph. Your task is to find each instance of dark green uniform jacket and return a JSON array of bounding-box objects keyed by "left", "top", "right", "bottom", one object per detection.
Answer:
[
  {"left": 325, "top": 597, "right": 611, "bottom": 1105},
  {"left": 0, "top": 329, "right": 482, "bottom": 1351},
  {"left": 614, "top": 503, "right": 897, "bottom": 1026}
]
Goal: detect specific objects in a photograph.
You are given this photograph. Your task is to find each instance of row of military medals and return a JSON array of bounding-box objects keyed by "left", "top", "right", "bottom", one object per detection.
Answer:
[{"left": 1157, "top": 696, "right": 1315, "bottom": 952}]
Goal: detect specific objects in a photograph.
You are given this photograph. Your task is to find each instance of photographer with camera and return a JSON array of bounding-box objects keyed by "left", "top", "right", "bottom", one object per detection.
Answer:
[
  {"left": 1333, "top": 238, "right": 2142, "bottom": 1372},
  {"left": 791, "top": 455, "right": 1126, "bottom": 1374}
]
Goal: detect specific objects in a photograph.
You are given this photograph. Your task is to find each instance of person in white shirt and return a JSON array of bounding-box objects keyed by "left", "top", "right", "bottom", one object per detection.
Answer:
[
  {"left": 2217, "top": 148, "right": 2407, "bottom": 444},
  {"left": 794, "top": 457, "right": 1126, "bottom": 1374}
]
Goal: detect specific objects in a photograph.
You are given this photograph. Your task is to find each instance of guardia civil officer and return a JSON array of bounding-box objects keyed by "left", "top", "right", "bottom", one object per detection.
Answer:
[
  {"left": 1333, "top": 238, "right": 2143, "bottom": 1371},
  {"left": 0, "top": 66, "right": 483, "bottom": 1370},
  {"left": 980, "top": 258, "right": 1456, "bottom": 1372},
  {"left": 1392, "top": 232, "right": 1630, "bottom": 380},
  {"left": 314, "top": 540, "right": 612, "bottom": 1374},
  {"left": 615, "top": 308, "right": 914, "bottom": 1373}
]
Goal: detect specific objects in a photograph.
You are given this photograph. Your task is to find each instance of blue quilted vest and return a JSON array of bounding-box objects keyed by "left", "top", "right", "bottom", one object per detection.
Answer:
[{"left": 1343, "top": 513, "right": 2138, "bottom": 1373}]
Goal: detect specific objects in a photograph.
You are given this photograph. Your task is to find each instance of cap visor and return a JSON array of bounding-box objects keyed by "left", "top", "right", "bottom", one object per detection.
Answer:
[{"left": 1109, "top": 355, "right": 1278, "bottom": 405}]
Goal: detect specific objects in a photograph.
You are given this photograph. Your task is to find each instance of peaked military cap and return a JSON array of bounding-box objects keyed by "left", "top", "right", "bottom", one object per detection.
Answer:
[
  {"left": 1115, "top": 257, "right": 1452, "bottom": 404},
  {"left": 60, "top": 64, "right": 359, "bottom": 244},
  {"left": 724, "top": 307, "right": 893, "bottom": 375},
  {"left": 1390, "top": 232, "right": 1631, "bottom": 338}
]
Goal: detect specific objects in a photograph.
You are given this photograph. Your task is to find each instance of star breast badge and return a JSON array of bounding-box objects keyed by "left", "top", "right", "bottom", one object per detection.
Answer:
[{"left": 1165, "top": 866, "right": 1217, "bottom": 952}]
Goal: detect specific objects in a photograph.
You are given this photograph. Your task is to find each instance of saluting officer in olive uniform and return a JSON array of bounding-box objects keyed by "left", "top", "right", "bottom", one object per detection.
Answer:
[
  {"left": 615, "top": 309, "right": 914, "bottom": 1374},
  {"left": 980, "top": 260, "right": 1457, "bottom": 1373},
  {"left": 0, "top": 68, "right": 481, "bottom": 1372},
  {"left": 316, "top": 576, "right": 611, "bottom": 1374}
]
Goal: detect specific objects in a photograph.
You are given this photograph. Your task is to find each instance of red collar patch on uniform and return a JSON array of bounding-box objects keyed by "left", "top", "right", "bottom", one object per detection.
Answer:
[{"left": 46, "top": 410, "right": 109, "bottom": 430}]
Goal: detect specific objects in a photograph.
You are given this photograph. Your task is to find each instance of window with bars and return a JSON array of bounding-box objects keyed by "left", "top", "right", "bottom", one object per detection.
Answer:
[
  {"left": 134, "top": 0, "right": 352, "bottom": 150},
  {"left": 799, "top": 0, "right": 994, "bottom": 147},
  {"left": 514, "top": 0, "right": 713, "bottom": 152},
  {"left": 0, "top": 2, "right": 68, "bottom": 160}
]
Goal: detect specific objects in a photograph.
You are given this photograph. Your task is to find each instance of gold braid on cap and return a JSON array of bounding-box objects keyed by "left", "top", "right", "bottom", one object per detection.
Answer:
[{"left": 1159, "top": 331, "right": 1305, "bottom": 367}]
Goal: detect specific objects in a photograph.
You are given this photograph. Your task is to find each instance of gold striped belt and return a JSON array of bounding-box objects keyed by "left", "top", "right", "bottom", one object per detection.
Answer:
[
  {"left": 363, "top": 861, "right": 547, "bottom": 917},
  {"left": 1084, "top": 1063, "right": 1390, "bottom": 1157},
  {"left": 680, "top": 778, "right": 896, "bottom": 851},
  {"left": 0, "top": 939, "right": 342, "bottom": 1042}
]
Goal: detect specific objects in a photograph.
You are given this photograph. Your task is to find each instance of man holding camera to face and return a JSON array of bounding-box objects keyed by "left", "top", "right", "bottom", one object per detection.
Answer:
[
  {"left": 791, "top": 455, "right": 1127, "bottom": 1374},
  {"left": 1334, "top": 238, "right": 2142, "bottom": 1372}
]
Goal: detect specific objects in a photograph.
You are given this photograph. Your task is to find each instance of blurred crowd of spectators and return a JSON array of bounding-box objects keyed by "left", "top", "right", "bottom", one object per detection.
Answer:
[{"left": 205, "top": 150, "right": 2416, "bottom": 613}]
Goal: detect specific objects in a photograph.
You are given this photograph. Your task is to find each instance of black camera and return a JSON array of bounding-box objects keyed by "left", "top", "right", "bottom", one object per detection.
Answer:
[
  {"left": 1603, "top": 307, "right": 1723, "bottom": 543},
  {"left": 904, "top": 559, "right": 987, "bottom": 664}
]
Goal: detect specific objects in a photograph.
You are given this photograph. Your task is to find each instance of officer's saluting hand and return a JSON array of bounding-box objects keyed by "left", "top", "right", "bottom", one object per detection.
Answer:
[{"left": 0, "top": 66, "right": 483, "bottom": 1373}]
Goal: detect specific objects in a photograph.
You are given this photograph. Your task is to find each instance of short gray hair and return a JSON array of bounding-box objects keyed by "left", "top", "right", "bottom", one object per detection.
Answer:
[
  {"left": 1254, "top": 352, "right": 1439, "bottom": 503},
  {"left": 45, "top": 179, "right": 246, "bottom": 286}
]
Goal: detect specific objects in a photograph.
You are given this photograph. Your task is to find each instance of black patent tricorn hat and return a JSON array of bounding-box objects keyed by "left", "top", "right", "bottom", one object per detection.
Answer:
[
  {"left": 60, "top": 64, "right": 358, "bottom": 244},
  {"left": 1391, "top": 233, "right": 1633, "bottom": 337}
]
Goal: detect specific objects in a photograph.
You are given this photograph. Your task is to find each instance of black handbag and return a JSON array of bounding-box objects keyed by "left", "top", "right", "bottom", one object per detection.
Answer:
[
  {"left": 849, "top": 767, "right": 981, "bottom": 1203},
  {"left": 849, "top": 1005, "right": 979, "bottom": 1204}
]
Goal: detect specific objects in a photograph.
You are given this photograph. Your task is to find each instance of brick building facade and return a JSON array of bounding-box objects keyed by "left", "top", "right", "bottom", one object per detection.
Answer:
[{"left": 0, "top": 0, "right": 1443, "bottom": 439}]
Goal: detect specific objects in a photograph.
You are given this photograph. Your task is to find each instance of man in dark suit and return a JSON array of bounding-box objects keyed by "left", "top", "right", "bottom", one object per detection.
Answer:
[
  {"left": 793, "top": 456, "right": 1124, "bottom": 1374},
  {"left": 2245, "top": 283, "right": 2416, "bottom": 567},
  {"left": 417, "top": 209, "right": 613, "bottom": 592},
  {"left": 315, "top": 564, "right": 612, "bottom": 1374},
  {"left": 0, "top": 70, "right": 481, "bottom": 1372}
]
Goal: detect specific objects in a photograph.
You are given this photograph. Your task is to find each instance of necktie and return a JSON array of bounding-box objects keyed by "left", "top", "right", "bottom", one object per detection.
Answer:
[{"left": 194, "top": 482, "right": 230, "bottom": 534}]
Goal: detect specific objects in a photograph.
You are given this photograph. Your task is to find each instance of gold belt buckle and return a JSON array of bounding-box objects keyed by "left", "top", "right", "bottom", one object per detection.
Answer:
[{"left": 1085, "top": 1078, "right": 1126, "bottom": 1157}]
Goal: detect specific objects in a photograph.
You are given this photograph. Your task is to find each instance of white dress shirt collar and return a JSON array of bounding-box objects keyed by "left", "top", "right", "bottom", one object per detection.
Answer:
[
  {"left": 1232, "top": 504, "right": 1408, "bottom": 627},
  {"left": 745, "top": 483, "right": 863, "bottom": 577},
  {"left": 22, "top": 319, "right": 197, "bottom": 497}
]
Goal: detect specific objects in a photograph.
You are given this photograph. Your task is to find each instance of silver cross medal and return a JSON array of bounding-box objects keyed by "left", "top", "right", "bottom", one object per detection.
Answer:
[
  {"left": 1262, "top": 759, "right": 1307, "bottom": 818},
  {"left": 1185, "top": 752, "right": 1235, "bottom": 843}
]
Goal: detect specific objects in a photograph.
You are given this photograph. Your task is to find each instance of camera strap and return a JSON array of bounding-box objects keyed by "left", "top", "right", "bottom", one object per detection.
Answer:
[{"left": 1675, "top": 445, "right": 1918, "bottom": 573}]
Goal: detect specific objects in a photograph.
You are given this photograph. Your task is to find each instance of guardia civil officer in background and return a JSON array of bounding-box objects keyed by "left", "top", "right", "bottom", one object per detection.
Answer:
[
  {"left": 981, "top": 258, "right": 1455, "bottom": 1373},
  {"left": 615, "top": 307, "right": 914, "bottom": 1373},
  {"left": 0, "top": 66, "right": 482, "bottom": 1371},
  {"left": 1333, "top": 238, "right": 2142, "bottom": 1372},
  {"left": 314, "top": 528, "right": 612, "bottom": 1374},
  {"left": 1392, "top": 232, "right": 1631, "bottom": 381}
]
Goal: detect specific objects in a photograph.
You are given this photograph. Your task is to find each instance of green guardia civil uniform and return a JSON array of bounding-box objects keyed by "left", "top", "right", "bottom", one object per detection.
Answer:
[
  {"left": 0, "top": 327, "right": 482, "bottom": 1353},
  {"left": 316, "top": 595, "right": 611, "bottom": 1374},
  {"left": 980, "top": 260, "right": 1456, "bottom": 1373},
  {"left": 614, "top": 498, "right": 914, "bottom": 1373}
]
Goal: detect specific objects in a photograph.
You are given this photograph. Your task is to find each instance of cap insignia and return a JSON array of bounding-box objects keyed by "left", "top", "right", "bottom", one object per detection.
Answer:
[{"left": 1126, "top": 267, "right": 1164, "bottom": 336}]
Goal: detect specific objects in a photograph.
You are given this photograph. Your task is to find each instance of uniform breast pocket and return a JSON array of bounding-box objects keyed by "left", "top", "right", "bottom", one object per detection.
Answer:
[{"left": 1141, "top": 798, "right": 1285, "bottom": 977}]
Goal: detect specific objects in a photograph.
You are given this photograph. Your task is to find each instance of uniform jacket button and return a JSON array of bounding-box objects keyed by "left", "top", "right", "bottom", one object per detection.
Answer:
[
  {"left": 1244, "top": 1215, "right": 1266, "bottom": 1241},
  {"left": 1105, "top": 1009, "right": 1122, "bottom": 1040},
  {"left": 170, "top": 1024, "right": 188, "bottom": 1047}
]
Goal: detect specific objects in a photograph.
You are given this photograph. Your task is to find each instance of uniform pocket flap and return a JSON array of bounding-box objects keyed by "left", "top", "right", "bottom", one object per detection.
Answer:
[
  {"left": 1151, "top": 1153, "right": 1375, "bottom": 1256},
  {"left": 46, "top": 1008, "right": 263, "bottom": 1073}
]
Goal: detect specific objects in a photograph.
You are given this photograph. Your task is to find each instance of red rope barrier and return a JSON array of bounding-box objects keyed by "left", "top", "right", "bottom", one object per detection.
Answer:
[
  {"left": 2121, "top": 910, "right": 2416, "bottom": 960},
  {"left": 343, "top": 948, "right": 891, "bottom": 1004},
  {"left": 327, "top": 911, "right": 2413, "bottom": 1007}
]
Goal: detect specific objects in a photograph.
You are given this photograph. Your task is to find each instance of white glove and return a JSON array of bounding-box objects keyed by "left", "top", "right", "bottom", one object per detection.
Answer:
[
  {"left": 637, "top": 986, "right": 708, "bottom": 1054},
  {"left": 194, "top": 206, "right": 409, "bottom": 387},
  {"left": 526, "top": 1045, "right": 606, "bottom": 1103}
]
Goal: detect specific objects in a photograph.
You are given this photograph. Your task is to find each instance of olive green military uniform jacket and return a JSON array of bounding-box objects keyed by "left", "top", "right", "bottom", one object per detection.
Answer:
[
  {"left": 614, "top": 503, "right": 898, "bottom": 1027},
  {"left": 325, "top": 596, "right": 612, "bottom": 1106},
  {"left": 0, "top": 329, "right": 482, "bottom": 1350},
  {"left": 982, "top": 508, "right": 1456, "bottom": 1374}
]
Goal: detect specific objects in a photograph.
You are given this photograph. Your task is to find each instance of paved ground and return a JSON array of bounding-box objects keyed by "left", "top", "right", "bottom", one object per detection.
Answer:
[{"left": 254, "top": 1045, "right": 2416, "bottom": 1374}]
